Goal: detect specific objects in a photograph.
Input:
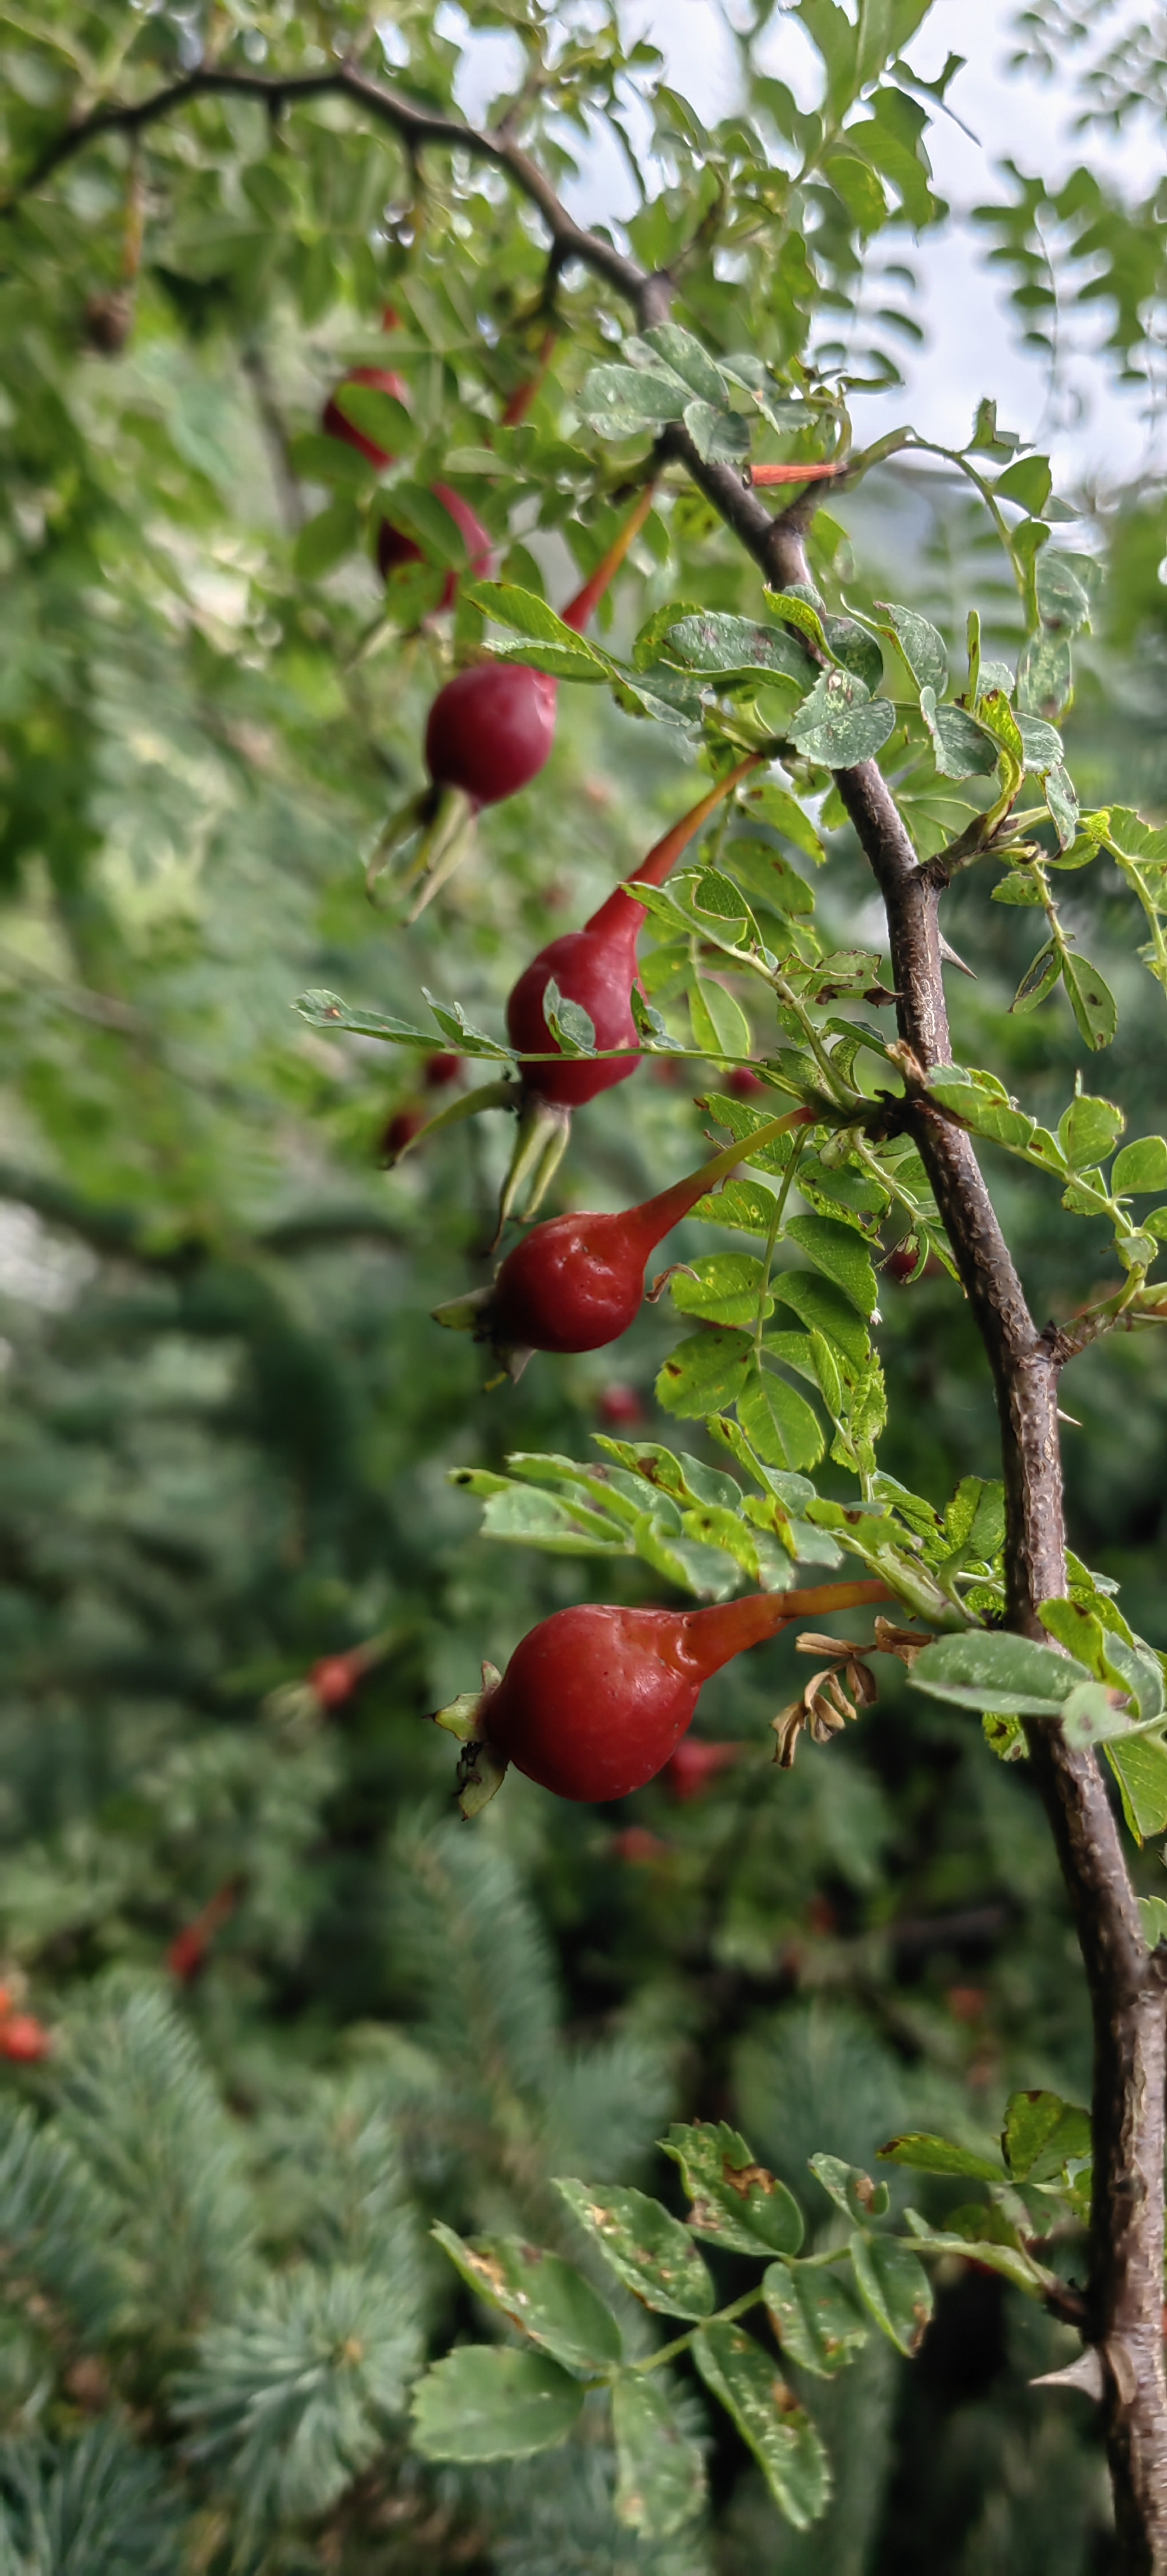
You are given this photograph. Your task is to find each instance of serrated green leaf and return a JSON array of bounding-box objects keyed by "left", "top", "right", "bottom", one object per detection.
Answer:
[
  {"left": 762, "top": 2262, "right": 870, "bottom": 2377},
  {"left": 692, "top": 2324, "right": 831, "bottom": 2529},
  {"left": 790, "top": 669, "right": 895, "bottom": 765},
  {"left": 293, "top": 989, "right": 426, "bottom": 1043},
  {"left": 876, "top": 2133, "right": 1002, "bottom": 2181},
  {"left": 784, "top": 1216, "right": 878, "bottom": 1315},
  {"left": 1061, "top": 953, "right": 1117, "bottom": 1050},
  {"left": 1113, "top": 1137, "right": 1167, "bottom": 1194},
  {"left": 1002, "top": 2090, "right": 1090, "bottom": 2184},
  {"left": 578, "top": 363, "right": 690, "bottom": 435},
  {"left": 411, "top": 2347, "right": 584, "bottom": 2461},
  {"left": 1107, "top": 1733, "right": 1167, "bottom": 1841},
  {"left": 1058, "top": 1094, "right": 1124, "bottom": 1170},
  {"left": 612, "top": 2375, "right": 706, "bottom": 2539},
  {"left": 670, "top": 1255, "right": 772, "bottom": 1330},
  {"left": 689, "top": 975, "right": 751, "bottom": 1062},
  {"left": 1012, "top": 941, "right": 1061, "bottom": 1014},
  {"left": 663, "top": 2121, "right": 804, "bottom": 2256},
  {"left": 919, "top": 687, "right": 1000, "bottom": 779},
  {"left": 432, "top": 2225, "right": 622, "bottom": 2375},
  {"left": 553, "top": 2180, "right": 714, "bottom": 2320},
  {"left": 639, "top": 324, "right": 728, "bottom": 403},
  {"left": 738, "top": 1363, "right": 826, "bottom": 1472},
  {"left": 770, "top": 1272, "right": 871, "bottom": 1365},
  {"left": 465, "top": 582, "right": 608, "bottom": 663},
  {"left": 872, "top": 600, "right": 946, "bottom": 692},
  {"left": 849, "top": 2231, "right": 933, "bottom": 2355},
  {"left": 809, "top": 2155, "right": 890, "bottom": 2224},
  {"left": 658, "top": 613, "right": 814, "bottom": 686},
  {"left": 656, "top": 1328, "right": 754, "bottom": 1419},
  {"left": 909, "top": 1629, "right": 1093, "bottom": 1716}
]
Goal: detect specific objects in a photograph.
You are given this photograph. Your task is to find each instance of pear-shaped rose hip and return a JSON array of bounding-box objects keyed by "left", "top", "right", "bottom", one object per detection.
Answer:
[
  {"left": 321, "top": 364, "right": 408, "bottom": 467},
  {"left": 443, "top": 1581, "right": 890, "bottom": 1805},
  {"left": 436, "top": 1104, "right": 814, "bottom": 1375},
  {"left": 506, "top": 753, "right": 762, "bottom": 1112}
]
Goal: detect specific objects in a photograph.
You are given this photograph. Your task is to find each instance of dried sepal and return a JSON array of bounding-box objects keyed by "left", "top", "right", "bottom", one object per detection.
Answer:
[{"left": 873, "top": 1616, "right": 936, "bottom": 1666}]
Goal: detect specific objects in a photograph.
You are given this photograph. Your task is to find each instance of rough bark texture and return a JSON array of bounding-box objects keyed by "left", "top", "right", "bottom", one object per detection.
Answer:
[{"left": 16, "top": 61, "right": 1167, "bottom": 2567}]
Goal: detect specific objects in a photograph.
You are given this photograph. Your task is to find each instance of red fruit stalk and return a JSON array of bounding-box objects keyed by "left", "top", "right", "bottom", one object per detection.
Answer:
[
  {"left": 749, "top": 461, "right": 844, "bottom": 487},
  {"left": 436, "top": 1102, "right": 816, "bottom": 1375},
  {"left": 440, "top": 1581, "right": 890, "bottom": 1807}
]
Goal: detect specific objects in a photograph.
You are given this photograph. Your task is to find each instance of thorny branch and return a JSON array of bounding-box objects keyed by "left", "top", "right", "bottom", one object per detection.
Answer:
[{"left": 13, "top": 46, "right": 1167, "bottom": 2569}]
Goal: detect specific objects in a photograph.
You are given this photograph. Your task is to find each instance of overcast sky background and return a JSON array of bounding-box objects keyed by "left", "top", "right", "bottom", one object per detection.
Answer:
[{"left": 441, "top": 0, "right": 1167, "bottom": 493}]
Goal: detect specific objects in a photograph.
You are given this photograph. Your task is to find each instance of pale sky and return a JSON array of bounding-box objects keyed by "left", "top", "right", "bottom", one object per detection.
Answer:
[{"left": 443, "top": 0, "right": 1167, "bottom": 494}]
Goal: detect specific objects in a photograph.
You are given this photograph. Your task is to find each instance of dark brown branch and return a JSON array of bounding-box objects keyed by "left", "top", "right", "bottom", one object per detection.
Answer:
[{"left": 0, "top": 62, "right": 655, "bottom": 318}]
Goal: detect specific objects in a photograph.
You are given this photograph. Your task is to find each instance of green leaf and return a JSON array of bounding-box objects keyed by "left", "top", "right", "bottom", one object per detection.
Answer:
[
  {"left": 919, "top": 688, "right": 1000, "bottom": 779},
  {"left": 789, "top": 669, "right": 895, "bottom": 765},
  {"left": 670, "top": 1255, "right": 772, "bottom": 1331},
  {"left": 692, "top": 2323, "right": 831, "bottom": 2530},
  {"left": 638, "top": 324, "right": 728, "bottom": 404},
  {"left": 1013, "top": 941, "right": 1061, "bottom": 1014},
  {"left": 770, "top": 1272, "right": 871, "bottom": 1366},
  {"left": 1107, "top": 1733, "right": 1167, "bottom": 1841},
  {"left": 1045, "top": 762, "right": 1080, "bottom": 849},
  {"left": 689, "top": 976, "right": 751, "bottom": 1062},
  {"left": 1061, "top": 953, "right": 1117, "bottom": 1050},
  {"left": 377, "top": 481, "right": 469, "bottom": 569},
  {"left": 784, "top": 1216, "right": 878, "bottom": 1316},
  {"left": 684, "top": 399, "right": 752, "bottom": 464},
  {"left": 294, "top": 499, "right": 361, "bottom": 580},
  {"left": 1002, "top": 2090, "right": 1090, "bottom": 2184},
  {"left": 876, "top": 2133, "right": 1002, "bottom": 2181},
  {"left": 552, "top": 2180, "right": 714, "bottom": 2321},
  {"left": 293, "top": 990, "right": 433, "bottom": 1046},
  {"left": 871, "top": 600, "right": 946, "bottom": 693},
  {"left": 809, "top": 2155, "right": 890, "bottom": 2225},
  {"left": 662, "top": 2121, "right": 804, "bottom": 2257},
  {"left": 411, "top": 2346, "right": 584, "bottom": 2461},
  {"left": 1113, "top": 1137, "right": 1167, "bottom": 1194},
  {"left": 333, "top": 385, "right": 412, "bottom": 453},
  {"left": 762, "top": 2261, "right": 870, "bottom": 2377},
  {"left": 849, "top": 2231, "right": 933, "bottom": 2356},
  {"left": 658, "top": 613, "right": 814, "bottom": 686},
  {"left": 465, "top": 582, "right": 608, "bottom": 666},
  {"left": 656, "top": 1328, "right": 753, "bottom": 1419},
  {"left": 909, "top": 1629, "right": 1093, "bottom": 1716},
  {"left": 738, "top": 1364, "right": 826, "bottom": 1472},
  {"left": 1014, "top": 711, "right": 1064, "bottom": 775},
  {"left": 1139, "top": 1896, "right": 1167, "bottom": 1948},
  {"left": 994, "top": 454, "right": 1053, "bottom": 514},
  {"left": 1058, "top": 1094, "right": 1124, "bottom": 1170},
  {"left": 1015, "top": 630, "right": 1073, "bottom": 721},
  {"left": 431, "top": 2226, "right": 622, "bottom": 2375},
  {"left": 611, "top": 2375, "right": 706, "bottom": 2539},
  {"left": 578, "top": 364, "right": 691, "bottom": 435}
]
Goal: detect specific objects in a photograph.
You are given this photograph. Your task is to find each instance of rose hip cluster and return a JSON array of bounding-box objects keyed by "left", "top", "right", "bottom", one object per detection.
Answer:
[{"left": 319, "top": 341, "right": 897, "bottom": 1808}]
